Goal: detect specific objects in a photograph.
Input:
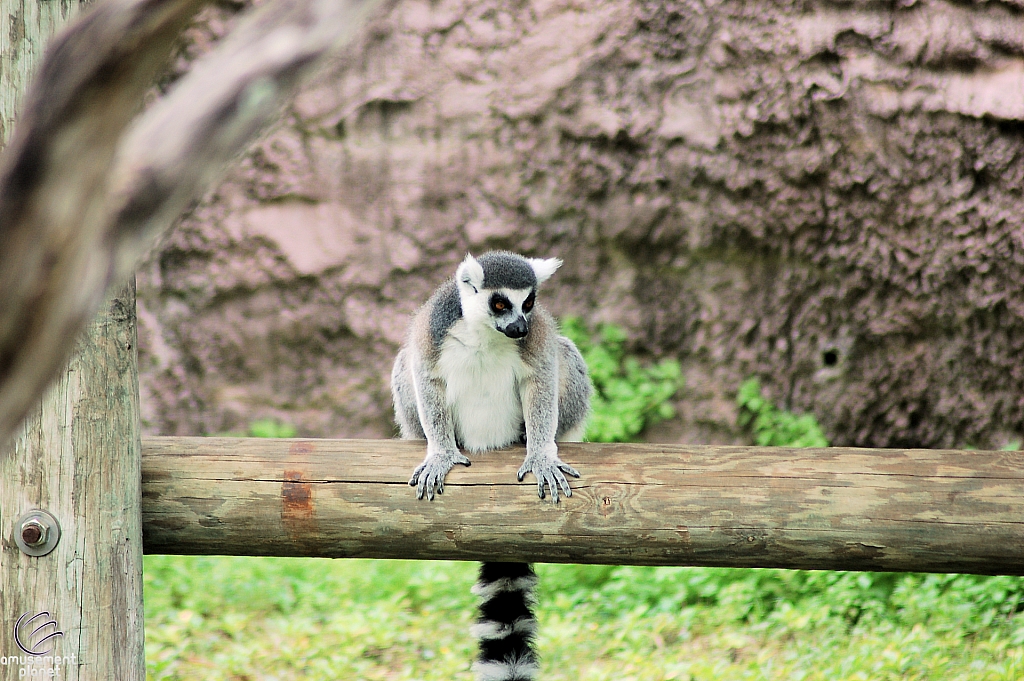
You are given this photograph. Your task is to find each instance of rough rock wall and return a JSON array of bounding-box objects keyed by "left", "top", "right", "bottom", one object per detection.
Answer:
[{"left": 138, "top": 0, "right": 1024, "bottom": 448}]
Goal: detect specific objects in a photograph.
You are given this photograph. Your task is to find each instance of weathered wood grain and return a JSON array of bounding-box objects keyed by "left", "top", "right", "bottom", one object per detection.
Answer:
[
  {"left": 0, "top": 0, "right": 84, "bottom": 148},
  {"left": 1, "top": 283, "right": 143, "bottom": 681},
  {"left": 142, "top": 438, "right": 1024, "bottom": 575}
]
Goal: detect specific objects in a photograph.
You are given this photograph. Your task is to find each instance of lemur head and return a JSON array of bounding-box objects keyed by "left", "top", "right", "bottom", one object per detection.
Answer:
[{"left": 455, "top": 251, "right": 561, "bottom": 339}]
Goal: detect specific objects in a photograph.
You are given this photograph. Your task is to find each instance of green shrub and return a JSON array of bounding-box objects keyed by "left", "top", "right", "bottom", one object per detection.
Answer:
[
  {"left": 560, "top": 317, "right": 683, "bottom": 442},
  {"left": 736, "top": 377, "right": 829, "bottom": 448},
  {"left": 247, "top": 418, "right": 297, "bottom": 438},
  {"left": 539, "top": 561, "right": 1024, "bottom": 636},
  {"left": 210, "top": 418, "right": 297, "bottom": 438}
]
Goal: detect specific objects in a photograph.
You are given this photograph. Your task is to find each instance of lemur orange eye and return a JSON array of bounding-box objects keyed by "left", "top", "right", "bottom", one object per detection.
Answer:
[{"left": 490, "top": 296, "right": 512, "bottom": 314}]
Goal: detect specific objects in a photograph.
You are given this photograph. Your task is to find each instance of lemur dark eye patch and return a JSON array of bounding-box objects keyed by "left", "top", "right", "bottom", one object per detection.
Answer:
[
  {"left": 490, "top": 295, "right": 511, "bottom": 313},
  {"left": 523, "top": 291, "right": 535, "bottom": 312}
]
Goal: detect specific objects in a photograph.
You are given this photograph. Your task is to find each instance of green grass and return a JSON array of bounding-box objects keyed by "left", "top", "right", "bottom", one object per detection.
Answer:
[{"left": 144, "top": 556, "right": 1024, "bottom": 680}]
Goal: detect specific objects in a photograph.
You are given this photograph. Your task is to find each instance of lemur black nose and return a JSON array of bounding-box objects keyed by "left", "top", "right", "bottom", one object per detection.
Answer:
[{"left": 503, "top": 318, "right": 528, "bottom": 339}]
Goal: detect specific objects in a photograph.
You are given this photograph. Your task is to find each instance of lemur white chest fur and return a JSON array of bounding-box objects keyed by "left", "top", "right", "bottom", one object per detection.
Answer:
[{"left": 435, "top": 317, "right": 531, "bottom": 452}]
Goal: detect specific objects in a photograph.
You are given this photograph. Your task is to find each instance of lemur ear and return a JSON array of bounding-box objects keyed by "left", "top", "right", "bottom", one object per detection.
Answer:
[
  {"left": 456, "top": 253, "right": 485, "bottom": 293},
  {"left": 527, "top": 257, "right": 562, "bottom": 286}
]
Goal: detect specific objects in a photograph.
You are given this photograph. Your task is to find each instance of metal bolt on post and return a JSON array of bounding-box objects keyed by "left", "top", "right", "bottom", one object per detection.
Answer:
[{"left": 13, "top": 510, "right": 61, "bottom": 557}]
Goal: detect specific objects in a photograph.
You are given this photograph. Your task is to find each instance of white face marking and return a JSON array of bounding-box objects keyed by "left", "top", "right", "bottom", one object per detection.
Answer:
[
  {"left": 489, "top": 284, "right": 532, "bottom": 329},
  {"left": 488, "top": 288, "right": 535, "bottom": 337},
  {"left": 458, "top": 284, "right": 536, "bottom": 337},
  {"left": 501, "top": 288, "right": 533, "bottom": 309}
]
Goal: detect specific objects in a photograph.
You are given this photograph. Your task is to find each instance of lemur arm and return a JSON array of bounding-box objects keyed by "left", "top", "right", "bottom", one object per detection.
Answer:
[
  {"left": 517, "top": 342, "right": 580, "bottom": 502},
  {"left": 408, "top": 354, "right": 470, "bottom": 500}
]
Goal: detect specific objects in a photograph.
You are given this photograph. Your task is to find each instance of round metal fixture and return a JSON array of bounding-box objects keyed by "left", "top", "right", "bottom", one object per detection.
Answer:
[{"left": 13, "top": 510, "right": 61, "bottom": 557}]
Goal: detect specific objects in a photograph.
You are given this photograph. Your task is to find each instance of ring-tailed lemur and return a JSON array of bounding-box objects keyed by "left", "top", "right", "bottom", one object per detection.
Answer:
[{"left": 391, "top": 251, "right": 591, "bottom": 681}]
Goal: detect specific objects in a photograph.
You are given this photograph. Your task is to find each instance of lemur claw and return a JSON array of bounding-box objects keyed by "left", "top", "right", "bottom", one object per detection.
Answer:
[
  {"left": 517, "top": 456, "right": 580, "bottom": 503},
  {"left": 410, "top": 450, "right": 471, "bottom": 500}
]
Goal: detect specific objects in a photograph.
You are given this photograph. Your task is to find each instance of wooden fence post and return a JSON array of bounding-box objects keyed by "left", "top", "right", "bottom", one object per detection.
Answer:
[
  {"left": 0, "top": 0, "right": 84, "bottom": 147},
  {"left": 2, "top": 6, "right": 143, "bottom": 679},
  {"left": 0, "top": 281, "right": 144, "bottom": 680}
]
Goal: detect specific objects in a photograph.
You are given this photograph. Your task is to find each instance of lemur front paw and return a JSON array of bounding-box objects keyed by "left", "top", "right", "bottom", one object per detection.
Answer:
[
  {"left": 409, "top": 448, "right": 471, "bottom": 500},
  {"left": 517, "top": 446, "right": 580, "bottom": 503}
]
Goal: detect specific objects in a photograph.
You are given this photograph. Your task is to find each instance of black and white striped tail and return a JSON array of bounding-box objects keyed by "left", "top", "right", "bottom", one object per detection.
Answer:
[{"left": 471, "top": 562, "right": 540, "bottom": 681}]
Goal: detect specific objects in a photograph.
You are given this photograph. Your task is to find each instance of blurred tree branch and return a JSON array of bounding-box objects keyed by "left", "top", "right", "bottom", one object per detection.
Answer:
[{"left": 0, "top": 0, "right": 382, "bottom": 444}]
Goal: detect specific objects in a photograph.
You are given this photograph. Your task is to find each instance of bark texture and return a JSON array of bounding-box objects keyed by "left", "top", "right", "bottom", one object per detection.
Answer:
[{"left": 139, "top": 0, "right": 1024, "bottom": 449}]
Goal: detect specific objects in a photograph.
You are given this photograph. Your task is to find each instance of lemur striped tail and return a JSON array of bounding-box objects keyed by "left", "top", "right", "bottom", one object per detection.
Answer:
[{"left": 471, "top": 562, "right": 540, "bottom": 681}]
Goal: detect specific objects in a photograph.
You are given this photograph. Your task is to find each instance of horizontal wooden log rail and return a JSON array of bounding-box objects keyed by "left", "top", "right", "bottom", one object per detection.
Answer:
[{"left": 141, "top": 437, "right": 1024, "bottom": 575}]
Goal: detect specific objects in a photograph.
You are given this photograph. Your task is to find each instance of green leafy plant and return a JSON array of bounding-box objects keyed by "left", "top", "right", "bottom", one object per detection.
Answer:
[
  {"left": 737, "top": 377, "right": 829, "bottom": 448},
  {"left": 560, "top": 317, "right": 683, "bottom": 443},
  {"left": 247, "top": 418, "right": 297, "bottom": 438},
  {"left": 214, "top": 418, "right": 298, "bottom": 438}
]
